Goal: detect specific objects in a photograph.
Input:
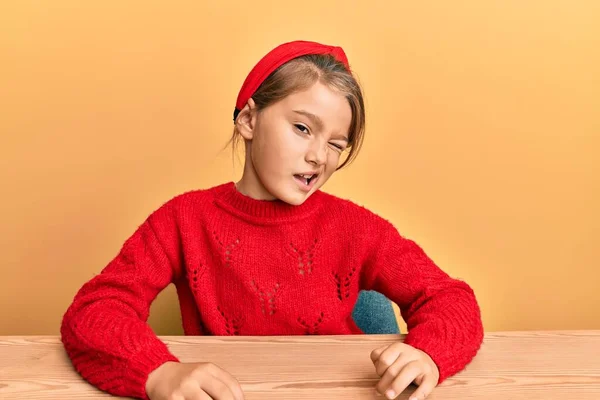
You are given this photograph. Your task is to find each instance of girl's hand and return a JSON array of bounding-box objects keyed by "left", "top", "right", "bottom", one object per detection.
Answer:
[
  {"left": 370, "top": 342, "right": 439, "bottom": 400},
  {"left": 146, "top": 361, "right": 245, "bottom": 400}
]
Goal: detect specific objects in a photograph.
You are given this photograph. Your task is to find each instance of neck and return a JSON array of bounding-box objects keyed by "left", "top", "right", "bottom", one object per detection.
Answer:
[{"left": 235, "top": 152, "right": 276, "bottom": 201}]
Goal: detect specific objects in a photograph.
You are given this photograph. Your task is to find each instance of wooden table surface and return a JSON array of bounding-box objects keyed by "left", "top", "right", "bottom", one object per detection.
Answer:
[{"left": 1, "top": 331, "right": 599, "bottom": 399}]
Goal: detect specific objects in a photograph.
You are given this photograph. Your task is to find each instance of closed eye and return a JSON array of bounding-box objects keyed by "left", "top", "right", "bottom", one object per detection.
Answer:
[{"left": 330, "top": 142, "right": 346, "bottom": 151}]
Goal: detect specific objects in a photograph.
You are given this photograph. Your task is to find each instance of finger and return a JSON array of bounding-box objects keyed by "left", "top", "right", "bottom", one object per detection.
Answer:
[
  {"left": 375, "top": 352, "right": 412, "bottom": 394},
  {"left": 189, "top": 390, "right": 212, "bottom": 400},
  {"left": 211, "top": 368, "right": 245, "bottom": 400},
  {"left": 408, "top": 371, "right": 437, "bottom": 400},
  {"left": 375, "top": 344, "right": 407, "bottom": 376},
  {"left": 383, "top": 360, "right": 422, "bottom": 400},
  {"left": 370, "top": 345, "right": 388, "bottom": 363},
  {"left": 179, "top": 382, "right": 212, "bottom": 400},
  {"left": 199, "top": 377, "right": 236, "bottom": 400}
]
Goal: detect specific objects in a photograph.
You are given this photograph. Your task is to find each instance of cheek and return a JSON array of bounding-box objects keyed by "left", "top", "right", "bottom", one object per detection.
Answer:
[
  {"left": 276, "top": 131, "right": 307, "bottom": 161},
  {"left": 325, "top": 152, "right": 341, "bottom": 173},
  {"left": 255, "top": 129, "right": 296, "bottom": 171}
]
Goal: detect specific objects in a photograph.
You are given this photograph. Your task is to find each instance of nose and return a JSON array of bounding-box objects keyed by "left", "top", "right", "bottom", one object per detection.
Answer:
[{"left": 306, "top": 139, "right": 328, "bottom": 166}]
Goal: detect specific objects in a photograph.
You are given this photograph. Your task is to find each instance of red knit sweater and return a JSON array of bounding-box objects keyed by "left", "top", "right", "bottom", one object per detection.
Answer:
[{"left": 61, "top": 182, "right": 483, "bottom": 399}]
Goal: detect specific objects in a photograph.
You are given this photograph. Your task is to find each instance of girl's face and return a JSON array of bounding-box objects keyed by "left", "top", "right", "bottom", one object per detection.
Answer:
[{"left": 236, "top": 82, "right": 352, "bottom": 205}]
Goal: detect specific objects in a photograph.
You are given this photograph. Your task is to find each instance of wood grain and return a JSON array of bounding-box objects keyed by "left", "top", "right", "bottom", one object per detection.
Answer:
[{"left": 1, "top": 331, "right": 599, "bottom": 399}]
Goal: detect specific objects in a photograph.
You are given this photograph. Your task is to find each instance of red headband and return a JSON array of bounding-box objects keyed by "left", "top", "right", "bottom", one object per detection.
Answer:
[{"left": 233, "top": 40, "right": 351, "bottom": 121}]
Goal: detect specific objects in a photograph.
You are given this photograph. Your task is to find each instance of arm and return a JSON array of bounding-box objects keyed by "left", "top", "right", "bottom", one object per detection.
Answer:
[
  {"left": 363, "top": 221, "right": 484, "bottom": 383},
  {"left": 60, "top": 199, "right": 183, "bottom": 399}
]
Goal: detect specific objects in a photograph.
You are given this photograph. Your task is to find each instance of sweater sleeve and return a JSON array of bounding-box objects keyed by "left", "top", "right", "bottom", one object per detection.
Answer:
[
  {"left": 60, "top": 199, "right": 183, "bottom": 399},
  {"left": 362, "top": 221, "right": 484, "bottom": 383}
]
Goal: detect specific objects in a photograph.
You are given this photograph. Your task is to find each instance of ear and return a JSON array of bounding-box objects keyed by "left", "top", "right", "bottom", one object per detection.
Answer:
[{"left": 235, "top": 98, "right": 257, "bottom": 140}]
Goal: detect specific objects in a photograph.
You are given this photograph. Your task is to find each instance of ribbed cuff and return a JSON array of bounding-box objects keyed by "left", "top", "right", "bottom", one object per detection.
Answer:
[
  {"left": 123, "top": 348, "right": 180, "bottom": 400},
  {"left": 404, "top": 326, "right": 483, "bottom": 384}
]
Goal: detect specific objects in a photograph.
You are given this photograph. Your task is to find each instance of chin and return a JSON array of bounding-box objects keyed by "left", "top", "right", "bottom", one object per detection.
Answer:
[
  {"left": 265, "top": 178, "right": 324, "bottom": 206},
  {"left": 272, "top": 185, "right": 315, "bottom": 206},
  {"left": 277, "top": 192, "right": 308, "bottom": 206}
]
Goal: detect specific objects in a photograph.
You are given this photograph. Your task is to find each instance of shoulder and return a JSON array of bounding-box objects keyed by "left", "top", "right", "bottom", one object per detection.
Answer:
[
  {"left": 317, "top": 190, "right": 395, "bottom": 231},
  {"left": 149, "top": 182, "right": 227, "bottom": 219}
]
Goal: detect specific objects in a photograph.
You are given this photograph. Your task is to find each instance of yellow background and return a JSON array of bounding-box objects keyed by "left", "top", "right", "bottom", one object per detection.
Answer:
[{"left": 1, "top": 1, "right": 598, "bottom": 335}]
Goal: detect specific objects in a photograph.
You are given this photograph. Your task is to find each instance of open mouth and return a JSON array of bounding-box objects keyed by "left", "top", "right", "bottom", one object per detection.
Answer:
[{"left": 294, "top": 174, "right": 318, "bottom": 187}]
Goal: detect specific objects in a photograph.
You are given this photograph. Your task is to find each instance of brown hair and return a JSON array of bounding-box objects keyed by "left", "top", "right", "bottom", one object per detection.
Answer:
[{"left": 230, "top": 54, "right": 366, "bottom": 170}]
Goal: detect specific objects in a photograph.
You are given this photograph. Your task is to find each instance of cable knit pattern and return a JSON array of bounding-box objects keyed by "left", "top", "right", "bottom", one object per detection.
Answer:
[{"left": 61, "top": 182, "right": 483, "bottom": 399}]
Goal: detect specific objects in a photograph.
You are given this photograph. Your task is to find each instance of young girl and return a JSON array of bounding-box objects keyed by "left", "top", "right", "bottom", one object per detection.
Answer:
[{"left": 61, "top": 40, "right": 484, "bottom": 400}]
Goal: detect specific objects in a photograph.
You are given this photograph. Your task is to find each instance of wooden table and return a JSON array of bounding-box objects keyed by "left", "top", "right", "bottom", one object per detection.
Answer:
[{"left": 1, "top": 331, "right": 599, "bottom": 399}]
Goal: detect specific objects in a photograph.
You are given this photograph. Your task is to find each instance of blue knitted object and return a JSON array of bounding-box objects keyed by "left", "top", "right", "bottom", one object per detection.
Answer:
[{"left": 352, "top": 290, "right": 400, "bottom": 334}]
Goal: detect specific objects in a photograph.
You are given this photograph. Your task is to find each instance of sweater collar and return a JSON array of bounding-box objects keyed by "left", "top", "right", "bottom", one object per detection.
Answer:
[{"left": 212, "top": 182, "right": 324, "bottom": 224}]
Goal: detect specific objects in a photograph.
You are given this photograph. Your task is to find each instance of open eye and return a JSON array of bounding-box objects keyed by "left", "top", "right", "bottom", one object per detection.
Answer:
[{"left": 294, "top": 124, "right": 310, "bottom": 134}]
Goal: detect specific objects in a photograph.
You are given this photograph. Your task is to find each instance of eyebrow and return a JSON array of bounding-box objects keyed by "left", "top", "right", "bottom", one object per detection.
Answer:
[{"left": 292, "top": 109, "right": 349, "bottom": 142}]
